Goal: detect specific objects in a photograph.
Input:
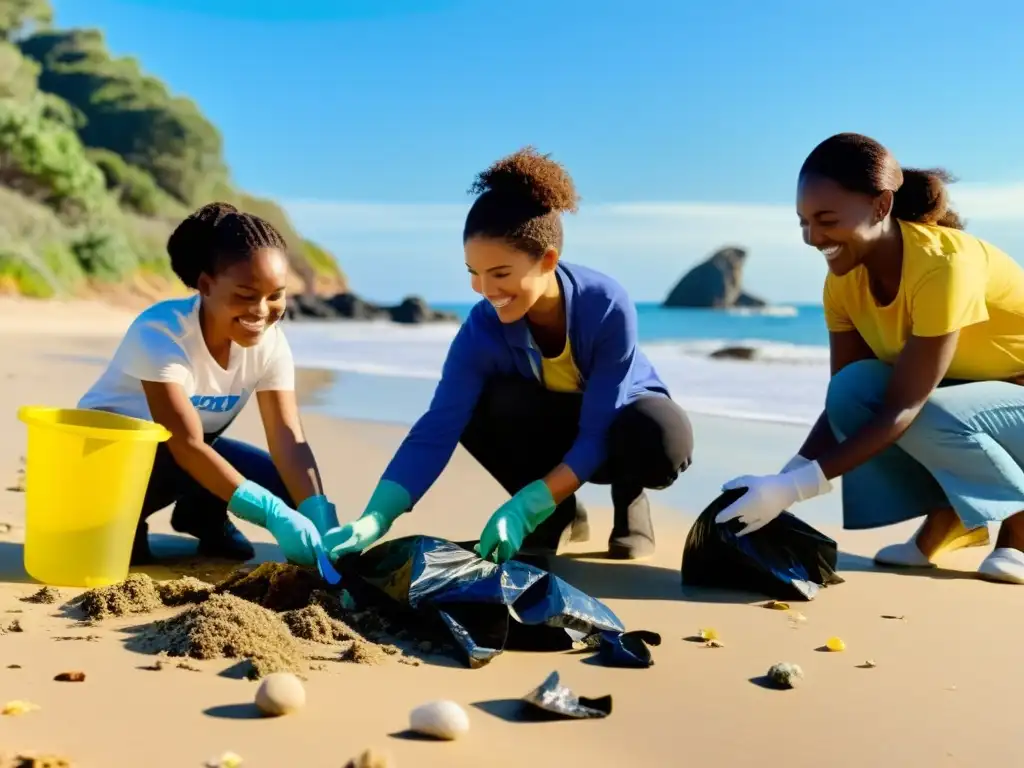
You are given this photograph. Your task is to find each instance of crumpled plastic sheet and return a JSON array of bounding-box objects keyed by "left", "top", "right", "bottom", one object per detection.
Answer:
[
  {"left": 522, "top": 671, "right": 613, "bottom": 719},
  {"left": 337, "top": 535, "right": 637, "bottom": 668},
  {"left": 681, "top": 489, "right": 845, "bottom": 601}
]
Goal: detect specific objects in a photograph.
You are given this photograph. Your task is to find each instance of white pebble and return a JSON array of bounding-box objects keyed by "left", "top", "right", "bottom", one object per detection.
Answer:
[
  {"left": 409, "top": 700, "right": 470, "bottom": 740},
  {"left": 254, "top": 672, "right": 306, "bottom": 716}
]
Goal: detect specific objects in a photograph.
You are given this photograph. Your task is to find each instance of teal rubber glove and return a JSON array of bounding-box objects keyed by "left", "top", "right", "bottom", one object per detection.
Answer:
[
  {"left": 324, "top": 479, "right": 411, "bottom": 561},
  {"left": 228, "top": 481, "right": 327, "bottom": 569},
  {"left": 475, "top": 480, "right": 557, "bottom": 564},
  {"left": 297, "top": 494, "right": 340, "bottom": 537}
]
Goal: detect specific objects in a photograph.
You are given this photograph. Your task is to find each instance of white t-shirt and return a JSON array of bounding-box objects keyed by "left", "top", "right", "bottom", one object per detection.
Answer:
[{"left": 79, "top": 295, "right": 295, "bottom": 435}]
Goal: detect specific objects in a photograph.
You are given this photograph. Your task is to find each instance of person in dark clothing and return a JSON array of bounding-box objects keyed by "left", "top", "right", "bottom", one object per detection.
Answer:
[{"left": 323, "top": 147, "right": 693, "bottom": 563}]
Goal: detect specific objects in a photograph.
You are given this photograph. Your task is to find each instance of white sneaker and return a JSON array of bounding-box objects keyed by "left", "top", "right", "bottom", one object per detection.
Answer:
[
  {"left": 977, "top": 548, "right": 1024, "bottom": 584},
  {"left": 873, "top": 540, "right": 935, "bottom": 568}
]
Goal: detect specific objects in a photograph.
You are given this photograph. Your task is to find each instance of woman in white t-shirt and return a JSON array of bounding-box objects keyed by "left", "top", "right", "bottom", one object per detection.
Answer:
[{"left": 80, "top": 203, "right": 339, "bottom": 571}]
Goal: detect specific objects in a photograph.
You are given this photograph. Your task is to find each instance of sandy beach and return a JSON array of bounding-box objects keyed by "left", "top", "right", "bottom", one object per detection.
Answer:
[{"left": 1, "top": 299, "right": 1022, "bottom": 767}]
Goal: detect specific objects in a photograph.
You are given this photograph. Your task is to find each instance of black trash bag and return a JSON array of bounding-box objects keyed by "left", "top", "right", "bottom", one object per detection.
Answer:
[
  {"left": 598, "top": 629, "right": 662, "bottom": 668},
  {"left": 336, "top": 535, "right": 626, "bottom": 668},
  {"left": 521, "top": 671, "right": 613, "bottom": 719},
  {"left": 681, "top": 488, "right": 845, "bottom": 600}
]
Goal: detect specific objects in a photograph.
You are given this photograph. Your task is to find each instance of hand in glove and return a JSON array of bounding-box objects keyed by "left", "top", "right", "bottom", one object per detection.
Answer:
[
  {"left": 228, "top": 481, "right": 329, "bottom": 569},
  {"left": 475, "top": 480, "right": 556, "bottom": 564},
  {"left": 714, "top": 461, "right": 832, "bottom": 537},
  {"left": 297, "top": 494, "right": 340, "bottom": 537},
  {"left": 323, "top": 480, "right": 411, "bottom": 561}
]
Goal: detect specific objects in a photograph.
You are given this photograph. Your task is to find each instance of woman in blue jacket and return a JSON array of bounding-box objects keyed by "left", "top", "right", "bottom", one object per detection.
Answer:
[{"left": 324, "top": 147, "right": 693, "bottom": 564}]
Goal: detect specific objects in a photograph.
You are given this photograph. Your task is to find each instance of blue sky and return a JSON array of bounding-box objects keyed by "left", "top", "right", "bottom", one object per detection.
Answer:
[{"left": 52, "top": 0, "right": 1024, "bottom": 304}]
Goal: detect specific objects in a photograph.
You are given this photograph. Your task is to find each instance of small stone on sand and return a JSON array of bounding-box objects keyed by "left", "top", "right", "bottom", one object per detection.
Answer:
[
  {"left": 409, "top": 700, "right": 470, "bottom": 740},
  {"left": 254, "top": 672, "right": 306, "bottom": 716},
  {"left": 766, "top": 662, "right": 803, "bottom": 689},
  {"left": 54, "top": 671, "right": 86, "bottom": 682}
]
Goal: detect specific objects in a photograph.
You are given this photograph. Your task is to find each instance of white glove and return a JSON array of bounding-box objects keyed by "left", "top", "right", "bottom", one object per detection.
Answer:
[
  {"left": 779, "top": 454, "right": 810, "bottom": 474},
  {"left": 715, "top": 461, "right": 832, "bottom": 537}
]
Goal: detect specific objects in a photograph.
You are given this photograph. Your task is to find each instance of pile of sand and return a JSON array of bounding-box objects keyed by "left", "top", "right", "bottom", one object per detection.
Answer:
[
  {"left": 74, "top": 563, "right": 422, "bottom": 677},
  {"left": 21, "top": 586, "right": 61, "bottom": 605},
  {"left": 132, "top": 594, "right": 306, "bottom": 680}
]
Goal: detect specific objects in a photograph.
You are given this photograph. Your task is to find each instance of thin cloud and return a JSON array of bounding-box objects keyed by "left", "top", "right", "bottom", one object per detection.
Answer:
[{"left": 283, "top": 181, "right": 1024, "bottom": 302}]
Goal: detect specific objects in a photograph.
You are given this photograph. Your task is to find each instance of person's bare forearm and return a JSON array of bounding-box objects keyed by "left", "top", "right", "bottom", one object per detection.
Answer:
[
  {"left": 796, "top": 410, "right": 839, "bottom": 461},
  {"left": 269, "top": 436, "right": 323, "bottom": 506},
  {"left": 167, "top": 439, "right": 246, "bottom": 502}
]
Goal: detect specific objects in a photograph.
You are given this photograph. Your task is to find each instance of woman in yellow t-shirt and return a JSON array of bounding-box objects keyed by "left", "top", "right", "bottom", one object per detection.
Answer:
[{"left": 714, "top": 132, "right": 1024, "bottom": 585}]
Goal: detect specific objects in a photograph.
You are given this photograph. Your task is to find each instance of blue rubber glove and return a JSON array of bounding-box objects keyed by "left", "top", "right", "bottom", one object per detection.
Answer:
[
  {"left": 228, "top": 480, "right": 326, "bottom": 568},
  {"left": 324, "top": 480, "right": 411, "bottom": 561},
  {"left": 297, "top": 494, "right": 340, "bottom": 537},
  {"left": 475, "top": 480, "right": 557, "bottom": 564}
]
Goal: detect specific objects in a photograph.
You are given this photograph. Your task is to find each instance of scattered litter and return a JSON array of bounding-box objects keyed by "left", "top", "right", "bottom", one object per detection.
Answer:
[
  {"left": 254, "top": 672, "right": 306, "bottom": 716},
  {"left": 2, "top": 700, "right": 40, "bottom": 716},
  {"left": 764, "top": 600, "right": 790, "bottom": 610},
  {"left": 860, "top": 660, "right": 877, "bottom": 668},
  {"left": 598, "top": 629, "right": 661, "bottom": 667},
  {"left": 765, "top": 662, "right": 804, "bottom": 689},
  {"left": 881, "top": 614, "right": 906, "bottom": 621},
  {"left": 522, "top": 671, "right": 613, "bottom": 719},
  {"left": 343, "top": 748, "right": 393, "bottom": 768},
  {"left": 205, "top": 752, "right": 243, "bottom": 768},
  {"left": 6, "top": 457, "right": 25, "bottom": 493},
  {"left": 698, "top": 628, "right": 719, "bottom": 641},
  {"left": 53, "top": 635, "right": 100, "bottom": 642},
  {"left": 54, "top": 671, "right": 86, "bottom": 682},
  {"left": 409, "top": 700, "right": 470, "bottom": 740},
  {"left": 705, "top": 639, "right": 725, "bottom": 648},
  {"left": 825, "top": 636, "right": 846, "bottom": 652},
  {"left": 3, "top": 619, "right": 23, "bottom": 633},
  {"left": 21, "top": 587, "right": 61, "bottom": 605}
]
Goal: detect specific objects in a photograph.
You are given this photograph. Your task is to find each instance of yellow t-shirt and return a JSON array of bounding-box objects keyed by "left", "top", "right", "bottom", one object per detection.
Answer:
[
  {"left": 541, "top": 335, "right": 583, "bottom": 393},
  {"left": 823, "top": 220, "right": 1024, "bottom": 381}
]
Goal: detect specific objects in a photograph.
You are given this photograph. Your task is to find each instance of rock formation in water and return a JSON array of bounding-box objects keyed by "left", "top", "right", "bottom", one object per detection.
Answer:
[
  {"left": 663, "top": 247, "right": 766, "bottom": 309},
  {"left": 285, "top": 293, "right": 459, "bottom": 325}
]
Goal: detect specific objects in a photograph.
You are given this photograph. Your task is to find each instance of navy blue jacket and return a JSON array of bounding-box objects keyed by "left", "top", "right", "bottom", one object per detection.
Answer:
[{"left": 381, "top": 262, "right": 670, "bottom": 504}]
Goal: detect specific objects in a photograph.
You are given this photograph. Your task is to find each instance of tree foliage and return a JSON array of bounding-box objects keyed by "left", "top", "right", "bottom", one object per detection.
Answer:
[{"left": 0, "top": 3, "right": 345, "bottom": 298}]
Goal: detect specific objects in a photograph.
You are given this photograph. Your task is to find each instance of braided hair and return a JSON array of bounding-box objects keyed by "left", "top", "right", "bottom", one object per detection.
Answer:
[
  {"left": 166, "top": 202, "right": 289, "bottom": 289},
  {"left": 463, "top": 147, "right": 580, "bottom": 258}
]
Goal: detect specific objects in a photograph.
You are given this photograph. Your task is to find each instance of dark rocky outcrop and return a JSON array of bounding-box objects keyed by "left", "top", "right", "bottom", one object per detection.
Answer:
[
  {"left": 285, "top": 293, "right": 459, "bottom": 325},
  {"left": 663, "top": 247, "right": 767, "bottom": 309}
]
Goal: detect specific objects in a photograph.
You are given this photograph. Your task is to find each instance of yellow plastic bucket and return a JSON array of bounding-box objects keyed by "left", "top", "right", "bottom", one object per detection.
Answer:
[{"left": 17, "top": 406, "right": 171, "bottom": 588}]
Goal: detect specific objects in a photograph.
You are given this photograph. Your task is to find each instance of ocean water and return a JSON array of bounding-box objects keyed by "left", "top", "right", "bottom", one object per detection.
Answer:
[{"left": 285, "top": 301, "right": 832, "bottom": 427}]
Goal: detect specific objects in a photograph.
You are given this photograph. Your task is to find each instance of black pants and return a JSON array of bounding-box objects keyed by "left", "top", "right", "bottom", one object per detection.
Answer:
[
  {"left": 459, "top": 376, "right": 693, "bottom": 543},
  {"left": 140, "top": 436, "right": 293, "bottom": 536}
]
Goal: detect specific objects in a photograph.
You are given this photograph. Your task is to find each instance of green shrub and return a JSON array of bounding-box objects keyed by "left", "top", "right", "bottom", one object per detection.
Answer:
[
  {"left": 70, "top": 225, "right": 137, "bottom": 282},
  {"left": 0, "top": 95, "right": 107, "bottom": 216},
  {"left": 0, "top": 249, "right": 56, "bottom": 297}
]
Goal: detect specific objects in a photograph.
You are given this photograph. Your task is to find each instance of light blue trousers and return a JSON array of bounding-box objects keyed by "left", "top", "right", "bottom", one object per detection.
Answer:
[{"left": 826, "top": 359, "right": 1024, "bottom": 530}]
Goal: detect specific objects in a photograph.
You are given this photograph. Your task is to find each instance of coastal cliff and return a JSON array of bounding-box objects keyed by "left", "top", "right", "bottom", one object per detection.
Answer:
[{"left": 0, "top": 2, "right": 346, "bottom": 303}]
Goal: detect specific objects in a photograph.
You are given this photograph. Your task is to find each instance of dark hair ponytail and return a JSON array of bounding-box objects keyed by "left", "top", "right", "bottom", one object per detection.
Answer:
[
  {"left": 891, "top": 168, "right": 964, "bottom": 229},
  {"left": 799, "top": 133, "right": 964, "bottom": 230}
]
